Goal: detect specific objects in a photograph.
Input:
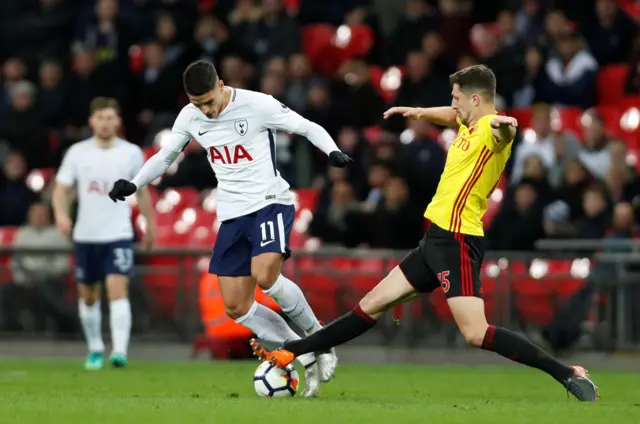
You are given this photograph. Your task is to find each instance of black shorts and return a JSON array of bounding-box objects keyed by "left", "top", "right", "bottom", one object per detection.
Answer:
[{"left": 398, "top": 223, "right": 485, "bottom": 298}]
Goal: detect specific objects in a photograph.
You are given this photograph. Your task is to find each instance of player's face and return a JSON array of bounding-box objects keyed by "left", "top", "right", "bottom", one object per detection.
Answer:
[
  {"left": 89, "top": 107, "right": 120, "bottom": 140},
  {"left": 188, "top": 80, "right": 226, "bottom": 119},
  {"left": 451, "top": 84, "right": 474, "bottom": 126}
]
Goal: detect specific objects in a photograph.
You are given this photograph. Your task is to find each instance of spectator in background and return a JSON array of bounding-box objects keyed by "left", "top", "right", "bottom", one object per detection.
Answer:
[
  {"left": 367, "top": 176, "right": 424, "bottom": 249},
  {"left": 4, "top": 202, "right": 73, "bottom": 333},
  {"left": 389, "top": 51, "right": 449, "bottom": 132},
  {"left": 190, "top": 15, "right": 239, "bottom": 70},
  {"left": 539, "top": 9, "right": 571, "bottom": 55},
  {"left": 0, "top": 81, "right": 49, "bottom": 168},
  {"left": 285, "top": 54, "right": 312, "bottom": 112},
  {"left": 625, "top": 33, "right": 640, "bottom": 95},
  {"left": 236, "top": 0, "right": 302, "bottom": 71},
  {"left": 512, "top": 46, "right": 547, "bottom": 107},
  {"left": 583, "top": 0, "right": 637, "bottom": 66},
  {"left": 578, "top": 111, "right": 611, "bottom": 181},
  {"left": 519, "top": 155, "right": 555, "bottom": 206},
  {"left": 386, "top": 0, "right": 440, "bottom": 66},
  {"left": 38, "top": 60, "right": 67, "bottom": 129},
  {"left": 308, "top": 180, "right": 365, "bottom": 247},
  {"left": 540, "top": 28, "right": 598, "bottom": 109},
  {"left": 558, "top": 159, "right": 593, "bottom": 221},
  {"left": 572, "top": 184, "right": 611, "bottom": 239},
  {"left": 488, "top": 179, "right": 545, "bottom": 251},
  {"left": 65, "top": 48, "right": 125, "bottom": 143},
  {"left": 510, "top": 104, "right": 581, "bottom": 187},
  {"left": 421, "top": 31, "right": 451, "bottom": 76},
  {"left": 305, "top": 80, "right": 344, "bottom": 175},
  {"left": 515, "top": 0, "right": 546, "bottom": 45},
  {"left": 75, "top": 0, "right": 134, "bottom": 69},
  {"left": 362, "top": 161, "right": 391, "bottom": 213},
  {"left": 335, "top": 126, "right": 370, "bottom": 186},
  {"left": 155, "top": 13, "right": 186, "bottom": 68},
  {"left": 0, "top": 153, "right": 39, "bottom": 226},
  {"left": 220, "top": 55, "right": 253, "bottom": 89},
  {"left": 334, "top": 59, "right": 386, "bottom": 129},
  {"left": 228, "top": 0, "right": 263, "bottom": 28},
  {"left": 400, "top": 117, "right": 445, "bottom": 210},
  {"left": 1, "top": 58, "right": 28, "bottom": 111}
]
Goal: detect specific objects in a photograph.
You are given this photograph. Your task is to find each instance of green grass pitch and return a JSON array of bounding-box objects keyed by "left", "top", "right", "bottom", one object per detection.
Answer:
[{"left": 0, "top": 359, "right": 638, "bottom": 424}]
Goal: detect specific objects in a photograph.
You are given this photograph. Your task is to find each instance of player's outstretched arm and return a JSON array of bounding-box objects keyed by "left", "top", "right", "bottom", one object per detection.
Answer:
[
  {"left": 383, "top": 106, "right": 458, "bottom": 127},
  {"left": 135, "top": 187, "right": 156, "bottom": 249},
  {"left": 256, "top": 95, "right": 353, "bottom": 167}
]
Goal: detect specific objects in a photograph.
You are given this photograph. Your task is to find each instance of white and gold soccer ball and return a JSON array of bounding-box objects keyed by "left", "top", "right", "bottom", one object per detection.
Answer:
[{"left": 253, "top": 361, "right": 299, "bottom": 397}]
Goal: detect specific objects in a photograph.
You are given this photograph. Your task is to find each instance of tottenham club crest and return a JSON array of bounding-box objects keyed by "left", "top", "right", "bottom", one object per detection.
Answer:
[{"left": 234, "top": 119, "right": 248, "bottom": 136}]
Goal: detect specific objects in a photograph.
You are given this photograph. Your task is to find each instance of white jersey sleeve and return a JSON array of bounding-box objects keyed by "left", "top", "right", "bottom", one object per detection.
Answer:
[
  {"left": 131, "top": 109, "right": 193, "bottom": 188},
  {"left": 252, "top": 95, "right": 340, "bottom": 156},
  {"left": 55, "top": 146, "right": 79, "bottom": 187}
]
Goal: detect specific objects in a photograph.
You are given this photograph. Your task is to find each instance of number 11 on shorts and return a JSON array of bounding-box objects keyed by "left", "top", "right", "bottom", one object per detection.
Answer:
[{"left": 260, "top": 221, "right": 275, "bottom": 246}]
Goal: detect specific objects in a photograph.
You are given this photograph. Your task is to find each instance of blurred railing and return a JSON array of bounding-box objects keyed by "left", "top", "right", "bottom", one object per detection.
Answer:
[{"left": 0, "top": 240, "right": 639, "bottom": 351}]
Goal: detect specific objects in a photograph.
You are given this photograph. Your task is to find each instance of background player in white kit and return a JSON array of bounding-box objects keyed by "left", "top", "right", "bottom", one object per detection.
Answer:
[
  {"left": 108, "top": 60, "right": 351, "bottom": 397},
  {"left": 52, "top": 98, "right": 156, "bottom": 370}
]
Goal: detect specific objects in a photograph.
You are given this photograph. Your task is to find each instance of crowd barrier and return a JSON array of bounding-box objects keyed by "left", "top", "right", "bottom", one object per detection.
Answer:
[{"left": 1, "top": 240, "right": 639, "bottom": 351}]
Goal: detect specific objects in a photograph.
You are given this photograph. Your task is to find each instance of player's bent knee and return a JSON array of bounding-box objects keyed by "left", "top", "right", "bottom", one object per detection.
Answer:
[
  {"left": 251, "top": 253, "right": 282, "bottom": 290},
  {"left": 458, "top": 325, "right": 488, "bottom": 347},
  {"left": 224, "top": 300, "right": 253, "bottom": 320}
]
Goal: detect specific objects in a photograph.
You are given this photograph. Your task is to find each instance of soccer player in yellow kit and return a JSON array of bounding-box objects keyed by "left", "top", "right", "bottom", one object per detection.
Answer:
[{"left": 251, "top": 65, "right": 598, "bottom": 401}]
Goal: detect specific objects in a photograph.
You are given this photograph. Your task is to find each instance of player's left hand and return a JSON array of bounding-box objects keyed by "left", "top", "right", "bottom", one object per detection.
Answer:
[
  {"left": 109, "top": 179, "right": 137, "bottom": 202},
  {"left": 328, "top": 151, "right": 354, "bottom": 168},
  {"left": 490, "top": 116, "right": 518, "bottom": 128}
]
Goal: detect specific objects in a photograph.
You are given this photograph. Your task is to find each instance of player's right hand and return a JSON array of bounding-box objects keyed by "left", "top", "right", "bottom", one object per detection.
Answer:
[
  {"left": 328, "top": 151, "right": 353, "bottom": 168},
  {"left": 383, "top": 107, "right": 422, "bottom": 120},
  {"left": 55, "top": 214, "right": 73, "bottom": 236},
  {"left": 108, "top": 179, "right": 137, "bottom": 202}
]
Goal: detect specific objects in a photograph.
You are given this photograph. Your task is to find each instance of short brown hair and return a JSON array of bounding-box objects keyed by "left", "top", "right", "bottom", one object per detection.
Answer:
[
  {"left": 449, "top": 65, "right": 496, "bottom": 100},
  {"left": 89, "top": 97, "right": 120, "bottom": 115}
]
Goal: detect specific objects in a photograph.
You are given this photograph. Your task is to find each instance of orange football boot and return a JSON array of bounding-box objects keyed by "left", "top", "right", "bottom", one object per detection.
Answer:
[{"left": 250, "top": 339, "right": 296, "bottom": 368}]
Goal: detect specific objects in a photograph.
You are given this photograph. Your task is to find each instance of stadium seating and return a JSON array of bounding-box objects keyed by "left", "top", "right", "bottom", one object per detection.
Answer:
[{"left": 596, "top": 64, "right": 629, "bottom": 105}]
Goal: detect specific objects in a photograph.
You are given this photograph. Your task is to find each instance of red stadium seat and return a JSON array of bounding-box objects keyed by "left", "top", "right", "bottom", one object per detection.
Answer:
[
  {"left": 509, "top": 107, "right": 533, "bottom": 129},
  {"left": 335, "top": 24, "right": 374, "bottom": 63},
  {"left": 0, "top": 227, "right": 18, "bottom": 284},
  {"left": 429, "top": 289, "right": 453, "bottom": 322},
  {"left": 513, "top": 277, "right": 555, "bottom": 326},
  {"left": 297, "top": 272, "right": 340, "bottom": 321},
  {"left": 301, "top": 24, "right": 340, "bottom": 76},
  {"left": 552, "top": 107, "right": 583, "bottom": 139},
  {"left": 624, "top": 2, "right": 640, "bottom": 21},
  {"left": 591, "top": 105, "right": 624, "bottom": 137},
  {"left": 597, "top": 64, "right": 629, "bottom": 105}
]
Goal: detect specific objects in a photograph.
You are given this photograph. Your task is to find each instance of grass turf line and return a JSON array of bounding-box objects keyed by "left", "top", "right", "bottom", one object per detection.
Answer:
[{"left": 0, "top": 360, "right": 638, "bottom": 424}]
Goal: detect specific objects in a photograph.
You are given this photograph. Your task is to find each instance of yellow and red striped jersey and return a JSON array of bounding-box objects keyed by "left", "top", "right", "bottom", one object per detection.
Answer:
[{"left": 425, "top": 114, "right": 512, "bottom": 236}]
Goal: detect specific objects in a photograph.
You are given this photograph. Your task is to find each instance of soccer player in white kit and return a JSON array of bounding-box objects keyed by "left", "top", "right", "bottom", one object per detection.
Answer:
[
  {"left": 52, "top": 98, "right": 157, "bottom": 370},
  {"left": 108, "top": 60, "right": 349, "bottom": 397}
]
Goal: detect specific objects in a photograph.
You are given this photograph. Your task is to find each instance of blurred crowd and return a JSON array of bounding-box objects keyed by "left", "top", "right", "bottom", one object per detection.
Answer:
[{"left": 0, "top": 0, "right": 639, "bottom": 251}]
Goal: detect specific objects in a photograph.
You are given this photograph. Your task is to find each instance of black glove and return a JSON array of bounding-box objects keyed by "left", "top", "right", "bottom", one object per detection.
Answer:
[
  {"left": 328, "top": 151, "right": 353, "bottom": 168},
  {"left": 108, "top": 179, "right": 137, "bottom": 202}
]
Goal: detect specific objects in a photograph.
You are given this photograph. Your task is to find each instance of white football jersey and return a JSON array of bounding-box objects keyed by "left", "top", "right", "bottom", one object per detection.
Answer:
[
  {"left": 56, "top": 138, "right": 144, "bottom": 243},
  {"left": 168, "top": 88, "right": 306, "bottom": 221}
]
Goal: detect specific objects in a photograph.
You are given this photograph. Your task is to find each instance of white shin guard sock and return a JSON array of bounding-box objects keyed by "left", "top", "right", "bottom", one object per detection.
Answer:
[
  {"left": 263, "top": 274, "right": 323, "bottom": 334},
  {"left": 109, "top": 298, "right": 131, "bottom": 356},
  {"left": 235, "top": 301, "right": 300, "bottom": 343},
  {"left": 78, "top": 300, "right": 104, "bottom": 353}
]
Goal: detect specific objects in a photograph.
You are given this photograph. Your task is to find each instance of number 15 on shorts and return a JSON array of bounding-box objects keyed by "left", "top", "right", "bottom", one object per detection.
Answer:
[{"left": 438, "top": 271, "right": 450, "bottom": 293}]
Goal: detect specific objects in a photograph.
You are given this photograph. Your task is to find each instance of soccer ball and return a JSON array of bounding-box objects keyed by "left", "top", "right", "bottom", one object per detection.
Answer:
[{"left": 253, "top": 361, "right": 299, "bottom": 397}]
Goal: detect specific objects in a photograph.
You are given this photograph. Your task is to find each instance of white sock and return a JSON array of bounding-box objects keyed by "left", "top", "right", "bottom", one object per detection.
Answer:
[
  {"left": 235, "top": 301, "right": 300, "bottom": 343},
  {"left": 109, "top": 299, "right": 131, "bottom": 357},
  {"left": 264, "top": 274, "right": 323, "bottom": 335},
  {"left": 79, "top": 300, "right": 104, "bottom": 353}
]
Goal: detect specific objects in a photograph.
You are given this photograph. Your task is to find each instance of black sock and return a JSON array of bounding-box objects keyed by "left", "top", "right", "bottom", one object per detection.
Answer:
[
  {"left": 283, "top": 306, "right": 376, "bottom": 356},
  {"left": 481, "top": 325, "right": 573, "bottom": 384}
]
